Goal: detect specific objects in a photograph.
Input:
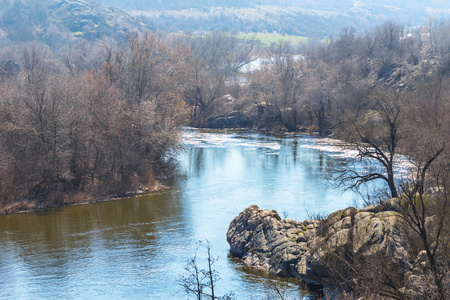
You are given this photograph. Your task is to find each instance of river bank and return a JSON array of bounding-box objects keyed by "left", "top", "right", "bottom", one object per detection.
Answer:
[
  {"left": 0, "top": 128, "right": 308, "bottom": 216},
  {"left": 0, "top": 180, "right": 169, "bottom": 215},
  {"left": 0, "top": 128, "right": 342, "bottom": 216}
]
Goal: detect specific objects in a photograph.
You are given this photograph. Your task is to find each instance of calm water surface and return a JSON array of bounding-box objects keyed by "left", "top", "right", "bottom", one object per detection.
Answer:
[{"left": 1, "top": 130, "right": 369, "bottom": 299}]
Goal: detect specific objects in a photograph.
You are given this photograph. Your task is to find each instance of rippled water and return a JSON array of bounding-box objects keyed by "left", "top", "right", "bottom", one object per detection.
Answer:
[{"left": 0, "top": 130, "right": 393, "bottom": 299}]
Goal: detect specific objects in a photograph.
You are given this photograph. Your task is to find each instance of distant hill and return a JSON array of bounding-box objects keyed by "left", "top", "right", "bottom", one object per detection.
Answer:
[
  {"left": 0, "top": 0, "right": 149, "bottom": 47},
  {"left": 2, "top": 0, "right": 450, "bottom": 48},
  {"left": 98, "top": 0, "right": 450, "bottom": 37}
]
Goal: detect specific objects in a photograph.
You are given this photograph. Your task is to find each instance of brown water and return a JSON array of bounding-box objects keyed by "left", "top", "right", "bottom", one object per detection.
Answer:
[{"left": 0, "top": 130, "right": 373, "bottom": 299}]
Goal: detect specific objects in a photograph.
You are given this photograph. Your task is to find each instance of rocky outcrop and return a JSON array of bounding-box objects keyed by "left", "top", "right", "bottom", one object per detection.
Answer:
[
  {"left": 227, "top": 203, "right": 421, "bottom": 296},
  {"left": 48, "top": 0, "right": 147, "bottom": 41},
  {"left": 227, "top": 205, "right": 320, "bottom": 280}
]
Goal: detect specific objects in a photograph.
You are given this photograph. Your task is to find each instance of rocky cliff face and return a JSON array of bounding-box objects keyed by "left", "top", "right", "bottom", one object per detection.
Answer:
[
  {"left": 0, "top": 0, "right": 148, "bottom": 45},
  {"left": 227, "top": 203, "right": 427, "bottom": 297},
  {"left": 49, "top": 0, "right": 146, "bottom": 41}
]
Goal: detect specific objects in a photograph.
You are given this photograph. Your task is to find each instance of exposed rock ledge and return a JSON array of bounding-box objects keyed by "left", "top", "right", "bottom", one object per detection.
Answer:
[{"left": 227, "top": 203, "right": 436, "bottom": 298}]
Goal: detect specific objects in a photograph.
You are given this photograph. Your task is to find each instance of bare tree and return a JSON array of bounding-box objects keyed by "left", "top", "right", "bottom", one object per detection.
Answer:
[
  {"left": 397, "top": 76, "right": 450, "bottom": 299},
  {"left": 374, "top": 21, "right": 404, "bottom": 69},
  {"left": 375, "top": 21, "right": 403, "bottom": 53},
  {"left": 359, "top": 30, "right": 377, "bottom": 58},
  {"left": 178, "top": 240, "right": 234, "bottom": 300},
  {"left": 263, "top": 41, "right": 302, "bottom": 131},
  {"left": 179, "top": 250, "right": 205, "bottom": 300},
  {"left": 181, "top": 32, "right": 256, "bottom": 124},
  {"left": 337, "top": 89, "right": 404, "bottom": 198},
  {"left": 302, "top": 60, "right": 339, "bottom": 136},
  {"left": 398, "top": 149, "right": 448, "bottom": 299},
  {"left": 0, "top": 37, "right": 187, "bottom": 212},
  {"left": 403, "top": 27, "right": 423, "bottom": 65}
]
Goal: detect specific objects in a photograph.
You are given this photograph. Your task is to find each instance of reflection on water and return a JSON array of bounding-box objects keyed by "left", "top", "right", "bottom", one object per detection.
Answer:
[
  {"left": 1, "top": 130, "right": 376, "bottom": 299},
  {"left": 0, "top": 189, "right": 188, "bottom": 299}
]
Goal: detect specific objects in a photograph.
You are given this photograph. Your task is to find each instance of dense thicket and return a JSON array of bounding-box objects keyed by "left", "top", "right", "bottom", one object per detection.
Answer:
[
  {"left": 0, "top": 34, "right": 189, "bottom": 213},
  {"left": 209, "top": 20, "right": 450, "bottom": 145}
]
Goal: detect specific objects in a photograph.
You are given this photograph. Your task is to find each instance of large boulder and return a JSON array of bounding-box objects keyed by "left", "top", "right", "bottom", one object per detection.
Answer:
[
  {"left": 227, "top": 205, "right": 320, "bottom": 282},
  {"left": 227, "top": 205, "right": 319, "bottom": 280},
  {"left": 227, "top": 203, "right": 413, "bottom": 295}
]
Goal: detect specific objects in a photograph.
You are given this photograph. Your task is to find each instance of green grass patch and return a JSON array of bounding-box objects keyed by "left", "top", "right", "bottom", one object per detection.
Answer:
[
  {"left": 286, "top": 235, "right": 297, "bottom": 242},
  {"left": 169, "top": 31, "right": 316, "bottom": 46},
  {"left": 239, "top": 32, "right": 308, "bottom": 45}
]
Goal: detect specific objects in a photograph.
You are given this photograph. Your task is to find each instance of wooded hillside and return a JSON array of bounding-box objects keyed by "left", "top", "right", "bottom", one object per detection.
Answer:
[{"left": 99, "top": 0, "right": 450, "bottom": 37}]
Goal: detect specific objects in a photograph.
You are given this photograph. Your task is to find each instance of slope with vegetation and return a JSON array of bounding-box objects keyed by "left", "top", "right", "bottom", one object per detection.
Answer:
[
  {"left": 100, "top": 0, "right": 450, "bottom": 38},
  {"left": 0, "top": 0, "right": 148, "bottom": 47}
]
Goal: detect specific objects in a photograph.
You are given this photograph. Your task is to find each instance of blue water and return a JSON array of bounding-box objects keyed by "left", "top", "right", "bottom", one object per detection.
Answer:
[{"left": 0, "top": 130, "right": 383, "bottom": 299}]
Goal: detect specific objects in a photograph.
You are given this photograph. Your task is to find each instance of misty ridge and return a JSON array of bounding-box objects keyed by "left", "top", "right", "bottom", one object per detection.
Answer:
[
  {"left": 100, "top": 0, "right": 450, "bottom": 37},
  {"left": 3, "top": 0, "right": 450, "bottom": 44}
]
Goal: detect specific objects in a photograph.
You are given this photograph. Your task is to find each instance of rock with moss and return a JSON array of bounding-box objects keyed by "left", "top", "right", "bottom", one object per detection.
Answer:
[
  {"left": 227, "top": 202, "right": 415, "bottom": 296},
  {"left": 227, "top": 205, "right": 320, "bottom": 282}
]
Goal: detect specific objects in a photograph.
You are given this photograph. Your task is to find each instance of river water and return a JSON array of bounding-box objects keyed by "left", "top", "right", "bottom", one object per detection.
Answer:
[{"left": 0, "top": 129, "right": 381, "bottom": 299}]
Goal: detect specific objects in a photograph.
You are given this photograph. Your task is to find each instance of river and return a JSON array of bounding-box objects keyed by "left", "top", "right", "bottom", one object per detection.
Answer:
[{"left": 0, "top": 129, "right": 382, "bottom": 299}]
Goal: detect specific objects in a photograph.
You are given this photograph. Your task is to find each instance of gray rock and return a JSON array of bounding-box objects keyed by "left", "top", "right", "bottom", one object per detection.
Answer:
[
  {"left": 207, "top": 115, "right": 226, "bottom": 128},
  {"left": 227, "top": 202, "right": 415, "bottom": 297},
  {"left": 227, "top": 205, "right": 314, "bottom": 279},
  {"left": 381, "top": 197, "right": 403, "bottom": 212},
  {"left": 361, "top": 205, "right": 379, "bottom": 213}
]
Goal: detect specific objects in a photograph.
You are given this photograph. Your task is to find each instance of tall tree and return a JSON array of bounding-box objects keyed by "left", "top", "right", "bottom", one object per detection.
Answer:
[{"left": 338, "top": 89, "right": 403, "bottom": 198}]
